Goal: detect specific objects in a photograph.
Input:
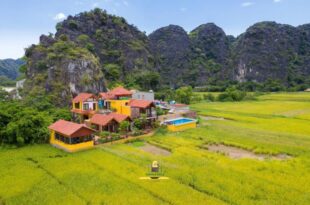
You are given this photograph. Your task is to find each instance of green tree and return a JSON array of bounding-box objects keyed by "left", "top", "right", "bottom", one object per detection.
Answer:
[
  {"left": 104, "top": 64, "right": 121, "bottom": 81},
  {"left": 203, "top": 93, "right": 215, "bottom": 102},
  {"left": 77, "top": 34, "right": 90, "bottom": 46},
  {"left": 175, "top": 86, "right": 193, "bottom": 104},
  {"left": 0, "top": 88, "right": 10, "bottom": 101},
  {"left": 135, "top": 71, "right": 160, "bottom": 91},
  {"left": 118, "top": 121, "right": 130, "bottom": 134},
  {"left": 5, "top": 109, "right": 52, "bottom": 145}
]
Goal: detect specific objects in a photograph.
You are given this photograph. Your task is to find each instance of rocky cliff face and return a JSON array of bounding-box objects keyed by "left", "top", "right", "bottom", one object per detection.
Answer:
[
  {"left": 149, "top": 25, "right": 191, "bottom": 87},
  {"left": 231, "top": 22, "right": 310, "bottom": 88},
  {"left": 24, "top": 33, "right": 105, "bottom": 106},
  {"left": 232, "top": 22, "right": 299, "bottom": 83},
  {"left": 23, "top": 9, "right": 153, "bottom": 106},
  {"left": 149, "top": 23, "right": 233, "bottom": 87},
  {"left": 190, "top": 23, "right": 230, "bottom": 65},
  {"left": 55, "top": 9, "right": 153, "bottom": 75},
  {"left": 22, "top": 9, "right": 310, "bottom": 101}
]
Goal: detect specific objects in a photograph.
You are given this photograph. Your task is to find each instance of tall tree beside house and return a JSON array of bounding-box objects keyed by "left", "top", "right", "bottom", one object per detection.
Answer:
[
  {"left": 175, "top": 86, "right": 193, "bottom": 104},
  {"left": 0, "top": 92, "right": 71, "bottom": 145},
  {"left": 118, "top": 121, "right": 130, "bottom": 134}
]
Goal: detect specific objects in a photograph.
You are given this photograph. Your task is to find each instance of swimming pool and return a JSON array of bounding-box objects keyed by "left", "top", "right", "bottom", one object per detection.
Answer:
[{"left": 164, "top": 118, "right": 197, "bottom": 131}]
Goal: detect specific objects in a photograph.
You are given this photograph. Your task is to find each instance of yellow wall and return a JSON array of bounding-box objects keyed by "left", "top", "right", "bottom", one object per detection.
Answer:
[
  {"left": 107, "top": 100, "right": 131, "bottom": 116},
  {"left": 49, "top": 130, "right": 94, "bottom": 152},
  {"left": 167, "top": 121, "right": 196, "bottom": 132}
]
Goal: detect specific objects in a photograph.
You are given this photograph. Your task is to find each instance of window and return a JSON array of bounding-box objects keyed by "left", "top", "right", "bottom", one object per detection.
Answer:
[
  {"left": 75, "top": 103, "right": 80, "bottom": 109},
  {"left": 55, "top": 133, "right": 59, "bottom": 140},
  {"left": 93, "top": 103, "right": 96, "bottom": 110},
  {"left": 83, "top": 103, "right": 89, "bottom": 110}
]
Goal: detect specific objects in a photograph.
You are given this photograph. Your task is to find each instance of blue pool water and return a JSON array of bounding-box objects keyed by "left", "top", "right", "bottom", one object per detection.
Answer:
[{"left": 165, "top": 118, "right": 195, "bottom": 125}]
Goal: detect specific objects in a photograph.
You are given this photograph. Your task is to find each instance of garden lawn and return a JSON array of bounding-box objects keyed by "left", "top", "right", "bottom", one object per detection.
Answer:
[{"left": 1, "top": 92, "right": 310, "bottom": 205}]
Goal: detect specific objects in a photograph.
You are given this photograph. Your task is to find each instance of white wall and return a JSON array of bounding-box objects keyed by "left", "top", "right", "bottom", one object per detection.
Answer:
[{"left": 132, "top": 91, "right": 154, "bottom": 101}]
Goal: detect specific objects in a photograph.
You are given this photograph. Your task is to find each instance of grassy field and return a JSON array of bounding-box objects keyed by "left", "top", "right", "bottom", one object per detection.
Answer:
[{"left": 1, "top": 92, "right": 310, "bottom": 205}]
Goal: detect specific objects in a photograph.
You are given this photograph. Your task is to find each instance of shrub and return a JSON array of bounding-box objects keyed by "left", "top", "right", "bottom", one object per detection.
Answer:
[
  {"left": 95, "top": 29, "right": 104, "bottom": 40},
  {"left": 99, "top": 131, "right": 110, "bottom": 138},
  {"left": 104, "top": 64, "right": 121, "bottom": 81},
  {"left": 191, "top": 94, "right": 203, "bottom": 103},
  {"left": 111, "top": 133, "right": 120, "bottom": 140},
  {"left": 131, "top": 129, "right": 143, "bottom": 136},
  {"left": 155, "top": 107, "right": 166, "bottom": 116},
  {"left": 203, "top": 93, "right": 215, "bottom": 102},
  {"left": 152, "top": 120, "right": 160, "bottom": 128},
  {"left": 56, "top": 22, "right": 62, "bottom": 30},
  {"left": 0, "top": 89, "right": 10, "bottom": 102},
  {"left": 133, "top": 118, "right": 143, "bottom": 130},
  {"left": 59, "top": 34, "right": 68, "bottom": 41},
  {"left": 118, "top": 121, "right": 130, "bottom": 134},
  {"left": 86, "top": 43, "right": 95, "bottom": 52},
  {"left": 77, "top": 34, "right": 90, "bottom": 45},
  {"left": 216, "top": 87, "right": 259, "bottom": 102},
  {"left": 155, "top": 125, "right": 168, "bottom": 135},
  {"left": 68, "top": 20, "right": 78, "bottom": 29}
]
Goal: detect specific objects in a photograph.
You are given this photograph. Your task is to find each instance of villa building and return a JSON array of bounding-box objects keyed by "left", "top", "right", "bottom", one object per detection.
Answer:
[
  {"left": 89, "top": 113, "right": 131, "bottom": 132},
  {"left": 129, "top": 99, "right": 156, "bottom": 120},
  {"left": 49, "top": 120, "right": 95, "bottom": 152},
  {"left": 98, "top": 87, "right": 156, "bottom": 120},
  {"left": 71, "top": 93, "right": 98, "bottom": 122}
]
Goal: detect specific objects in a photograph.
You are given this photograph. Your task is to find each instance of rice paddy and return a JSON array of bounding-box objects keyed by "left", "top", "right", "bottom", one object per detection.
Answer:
[{"left": 1, "top": 92, "right": 310, "bottom": 205}]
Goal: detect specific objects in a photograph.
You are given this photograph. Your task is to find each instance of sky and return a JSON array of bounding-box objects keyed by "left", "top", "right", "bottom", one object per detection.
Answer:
[{"left": 1, "top": 0, "right": 310, "bottom": 59}]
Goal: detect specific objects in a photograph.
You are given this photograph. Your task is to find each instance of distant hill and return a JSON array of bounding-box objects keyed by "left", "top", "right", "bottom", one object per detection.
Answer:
[
  {"left": 0, "top": 58, "right": 25, "bottom": 79},
  {"left": 21, "top": 8, "right": 310, "bottom": 106}
]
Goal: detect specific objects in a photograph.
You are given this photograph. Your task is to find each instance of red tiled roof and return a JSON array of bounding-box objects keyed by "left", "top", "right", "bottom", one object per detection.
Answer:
[
  {"left": 99, "top": 92, "right": 115, "bottom": 100},
  {"left": 109, "top": 87, "right": 132, "bottom": 96},
  {"left": 108, "top": 113, "right": 130, "bottom": 123},
  {"left": 90, "top": 113, "right": 130, "bottom": 126},
  {"left": 48, "top": 120, "right": 93, "bottom": 137},
  {"left": 90, "top": 114, "right": 115, "bottom": 126},
  {"left": 129, "top": 99, "right": 154, "bottom": 108},
  {"left": 72, "top": 93, "right": 96, "bottom": 103}
]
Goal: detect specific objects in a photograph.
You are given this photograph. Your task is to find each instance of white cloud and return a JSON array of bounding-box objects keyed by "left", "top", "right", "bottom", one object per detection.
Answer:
[
  {"left": 241, "top": 2, "right": 254, "bottom": 7},
  {"left": 92, "top": 2, "right": 99, "bottom": 8},
  {"left": 53, "top": 13, "right": 66, "bottom": 21},
  {"left": 273, "top": 0, "right": 282, "bottom": 3},
  {"left": 180, "top": 7, "right": 187, "bottom": 12}
]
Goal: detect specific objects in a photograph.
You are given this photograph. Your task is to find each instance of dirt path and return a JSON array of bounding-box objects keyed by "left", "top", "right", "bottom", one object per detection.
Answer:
[
  {"left": 205, "top": 144, "right": 291, "bottom": 160},
  {"left": 139, "top": 143, "right": 171, "bottom": 156}
]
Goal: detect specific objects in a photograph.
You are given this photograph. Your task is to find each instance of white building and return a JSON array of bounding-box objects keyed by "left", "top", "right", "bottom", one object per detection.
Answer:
[{"left": 131, "top": 90, "right": 154, "bottom": 101}]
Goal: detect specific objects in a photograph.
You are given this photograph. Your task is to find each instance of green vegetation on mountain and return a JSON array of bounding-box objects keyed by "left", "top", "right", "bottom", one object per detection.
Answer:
[
  {"left": 0, "top": 58, "right": 24, "bottom": 80},
  {"left": 19, "top": 9, "right": 310, "bottom": 106}
]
